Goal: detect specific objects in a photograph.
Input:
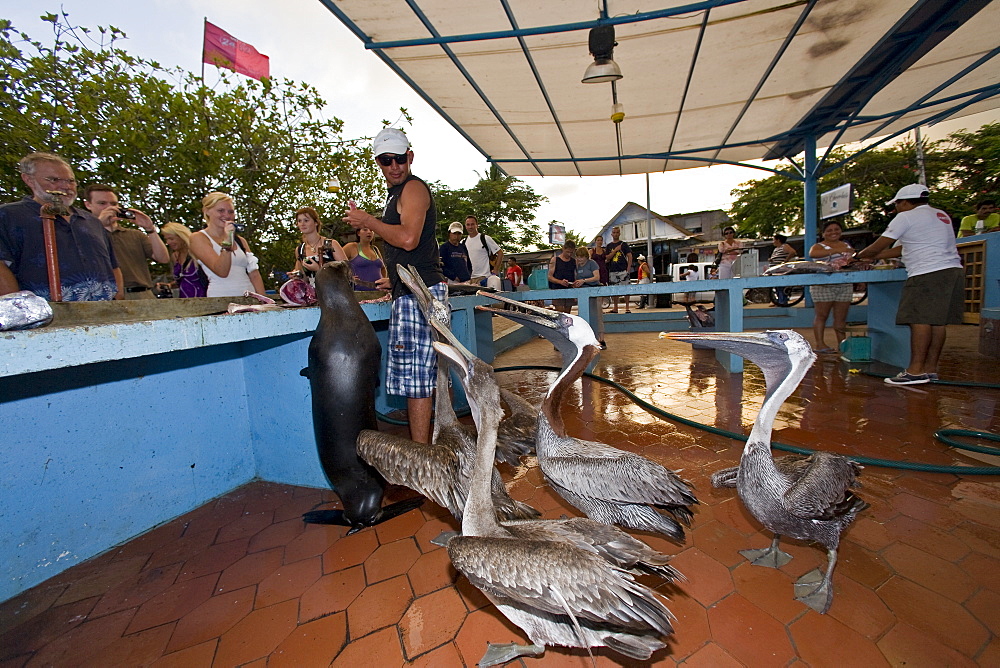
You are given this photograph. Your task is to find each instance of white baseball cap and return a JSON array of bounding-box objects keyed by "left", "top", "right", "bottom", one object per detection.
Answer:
[
  {"left": 638, "top": 255, "right": 646, "bottom": 260},
  {"left": 447, "top": 222, "right": 464, "bottom": 234},
  {"left": 885, "top": 184, "right": 929, "bottom": 205},
  {"left": 372, "top": 127, "right": 410, "bottom": 156}
]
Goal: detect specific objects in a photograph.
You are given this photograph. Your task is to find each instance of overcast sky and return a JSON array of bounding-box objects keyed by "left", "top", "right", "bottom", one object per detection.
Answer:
[{"left": 5, "top": 2, "right": 995, "bottom": 239}]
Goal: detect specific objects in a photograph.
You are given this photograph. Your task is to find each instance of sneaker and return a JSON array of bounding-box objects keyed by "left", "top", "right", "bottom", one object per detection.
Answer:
[
  {"left": 885, "top": 372, "right": 930, "bottom": 385},
  {"left": 927, "top": 373, "right": 939, "bottom": 381}
]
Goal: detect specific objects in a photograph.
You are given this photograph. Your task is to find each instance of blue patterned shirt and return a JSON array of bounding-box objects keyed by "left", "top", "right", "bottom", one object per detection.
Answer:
[{"left": 0, "top": 197, "right": 119, "bottom": 301}]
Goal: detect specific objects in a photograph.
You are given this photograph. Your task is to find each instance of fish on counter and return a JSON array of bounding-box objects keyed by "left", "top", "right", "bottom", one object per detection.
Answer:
[
  {"left": 762, "top": 261, "right": 836, "bottom": 275},
  {"left": 763, "top": 258, "right": 873, "bottom": 275},
  {"left": 0, "top": 291, "right": 53, "bottom": 331}
]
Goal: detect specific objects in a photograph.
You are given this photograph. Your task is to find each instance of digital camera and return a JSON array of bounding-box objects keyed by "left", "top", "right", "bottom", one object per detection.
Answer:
[{"left": 116, "top": 205, "right": 135, "bottom": 220}]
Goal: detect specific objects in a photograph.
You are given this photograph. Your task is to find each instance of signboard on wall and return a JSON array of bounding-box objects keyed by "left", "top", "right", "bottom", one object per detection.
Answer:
[
  {"left": 820, "top": 183, "right": 853, "bottom": 219},
  {"left": 549, "top": 223, "right": 565, "bottom": 245}
]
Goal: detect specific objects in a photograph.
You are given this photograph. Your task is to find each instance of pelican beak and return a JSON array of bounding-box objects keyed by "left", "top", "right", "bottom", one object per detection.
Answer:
[
  {"left": 665, "top": 330, "right": 796, "bottom": 358},
  {"left": 666, "top": 331, "right": 773, "bottom": 346},
  {"left": 475, "top": 291, "right": 563, "bottom": 331},
  {"left": 432, "top": 340, "right": 471, "bottom": 378},
  {"left": 430, "top": 319, "right": 477, "bottom": 362},
  {"left": 396, "top": 265, "right": 431, "bottom": 312}
]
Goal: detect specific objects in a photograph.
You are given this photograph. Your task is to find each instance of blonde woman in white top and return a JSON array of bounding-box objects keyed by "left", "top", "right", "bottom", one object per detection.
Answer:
[{"left": 190, "top": 192, "right": 265, "bottom": 297}]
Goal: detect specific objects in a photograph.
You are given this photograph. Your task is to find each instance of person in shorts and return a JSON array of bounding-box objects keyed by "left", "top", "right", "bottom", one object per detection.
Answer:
[
  {"left": 605, "top": 225, "right": 632, "bottom": 313},
  {"left": 343, "top": 128, "right": 446, "bottom": 443},
  {"left": 857, "top": 184, "right": 963, "bottom": 385}
]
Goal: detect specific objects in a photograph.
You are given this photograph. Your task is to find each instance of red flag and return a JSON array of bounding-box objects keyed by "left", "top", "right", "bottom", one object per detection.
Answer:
[{"left": 202, "top": 21, "right": 270, "bottom": 80}]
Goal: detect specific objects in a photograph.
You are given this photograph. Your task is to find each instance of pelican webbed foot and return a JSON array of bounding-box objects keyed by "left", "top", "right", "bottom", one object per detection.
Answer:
[
  {"left": 478, "top": 642, "right": 544, "bottom": 667},
  {"left": 740, "top": 535, "right": 792, "bottom": 569},
  {"left": 794, "top": 568, "right": 834, "bottom": 614},
  {"left": 794, "top": 548, "right": 837, "bottom": 614}
]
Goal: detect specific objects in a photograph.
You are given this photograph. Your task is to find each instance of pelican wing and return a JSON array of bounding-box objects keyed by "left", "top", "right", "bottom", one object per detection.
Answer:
[
  {"left": 447, "top": 536, "right": 675, "bottom": 634},
  {"left": 504, "top": 517, "right": 682, "bottom": 581},
  {"left": 543, "top": 442, "right": 697, "bottom": 508},
  {"left": 356, "top": 430, "right": 465, "bottom": 517},
  {"left": 780, "top": 452, "right": 865, "bottom": 520}
]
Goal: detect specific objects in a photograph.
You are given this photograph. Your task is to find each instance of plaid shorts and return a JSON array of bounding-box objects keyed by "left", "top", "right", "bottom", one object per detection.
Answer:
[
  {"left": 809, "top": 283, "right": 852, "bottom": 303},
  {"left": 386, "top": 282, "right": 448, "bottom": 398}
]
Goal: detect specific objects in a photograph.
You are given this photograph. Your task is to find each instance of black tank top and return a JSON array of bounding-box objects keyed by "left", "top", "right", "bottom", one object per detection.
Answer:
[
  {"left": 381, "top": 175, "right": 446, "bottom": 299},
  {"left": 549, "top": 254, "right": 575, "bottom": 288}
]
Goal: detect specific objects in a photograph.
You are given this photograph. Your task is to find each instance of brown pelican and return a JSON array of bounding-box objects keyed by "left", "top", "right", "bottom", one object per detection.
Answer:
[
  {"left": 668, "top": 329, "right": 868, "bottom": 614},
  {"left": 478, "top": 293, "right": 698, "bottom": 541},
  {"left": 355, "top": 267, "right": 538, "bottom": 522},
  {"left": 433, "top": 340, "right": 679, "bottom": 666}
]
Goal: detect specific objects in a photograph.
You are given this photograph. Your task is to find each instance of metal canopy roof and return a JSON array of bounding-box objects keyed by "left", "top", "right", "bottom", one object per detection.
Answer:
[{"left": 319, "top": 0, "right": 1000, "bottom": 178}]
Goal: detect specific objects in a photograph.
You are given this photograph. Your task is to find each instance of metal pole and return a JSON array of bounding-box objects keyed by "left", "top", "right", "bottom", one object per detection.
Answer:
[
  {"left": 803, "top": 135, "right": 817, "bottom": 246},
  {"left": 645, "top": 173, "right": 653, "bottom": 272},
  {"left": 914, "top": 127, "right": 927, "bottom": 185}
]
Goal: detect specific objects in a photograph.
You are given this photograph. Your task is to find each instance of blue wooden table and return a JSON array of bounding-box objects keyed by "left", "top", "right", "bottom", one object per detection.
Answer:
[{"left": 499, "top": 268, "right": 909, "bottom": 371}]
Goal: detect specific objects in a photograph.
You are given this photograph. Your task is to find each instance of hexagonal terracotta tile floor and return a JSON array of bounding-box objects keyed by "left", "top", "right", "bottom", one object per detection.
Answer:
[{"left": 1, "top": 324, "right": 997, "bottom": 666}]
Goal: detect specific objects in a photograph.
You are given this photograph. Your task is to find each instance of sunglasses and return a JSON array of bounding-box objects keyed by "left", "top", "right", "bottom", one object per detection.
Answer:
[{"left": 376, "top": 153, "right": 408, "bottom": 167}]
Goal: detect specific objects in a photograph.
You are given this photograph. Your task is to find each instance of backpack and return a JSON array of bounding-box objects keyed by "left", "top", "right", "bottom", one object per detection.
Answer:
[{"left": 463, "top": 233, "right": 499, "bottom": 265}]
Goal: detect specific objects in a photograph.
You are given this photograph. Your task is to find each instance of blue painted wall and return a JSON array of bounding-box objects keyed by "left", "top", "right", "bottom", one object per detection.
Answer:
[
  {"left": 0, "top": 345, "right": 258, "bottom": 601},
  {"left": 0, "top": 297, "right": 483, "bottom": 603}
]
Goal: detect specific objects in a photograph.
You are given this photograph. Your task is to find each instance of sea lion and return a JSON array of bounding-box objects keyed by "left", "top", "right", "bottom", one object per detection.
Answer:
[{"left": 301, "top": 262, "right": 422, "bottom": 531}]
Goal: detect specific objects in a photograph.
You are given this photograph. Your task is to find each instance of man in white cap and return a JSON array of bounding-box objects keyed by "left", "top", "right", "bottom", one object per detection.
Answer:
[
  {"left": 856, "top": 184, "right": 963, "bottom": 385},
  {"left": 635, "top": 253, "right": 651, "bottom": 309},
  {"left": 439, "top": 221, "right": 472, "bottom": 283},
  {"left": 343, "top": 127, "right": 447, "bottom": 443}
]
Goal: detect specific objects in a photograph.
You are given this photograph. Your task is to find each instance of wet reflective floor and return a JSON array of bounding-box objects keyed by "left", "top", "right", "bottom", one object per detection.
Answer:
[{"left": 2, "top": 325, "right": 998, "bottom": 666}]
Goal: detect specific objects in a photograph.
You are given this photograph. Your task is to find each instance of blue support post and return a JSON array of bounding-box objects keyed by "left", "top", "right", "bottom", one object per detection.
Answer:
[
  {"left": 576, "top": 294, "right": 604, "bottom": 372},
  {"left": 713, "top": 285, "right": 744, "bottom": 372}
]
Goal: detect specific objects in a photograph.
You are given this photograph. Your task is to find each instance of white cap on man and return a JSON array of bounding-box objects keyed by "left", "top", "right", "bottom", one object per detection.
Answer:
[
  {"left": 448, "top": 222, "right": 464, "bottom": 234},
  {"left": 638, "top": 255, "right": 646, "bottom": 261},
  {"left": 373, "top": 127, "right": 410, "bottom": 156},
  {"left": 885, "top": 184, "right": 930, "bottom": 205}
]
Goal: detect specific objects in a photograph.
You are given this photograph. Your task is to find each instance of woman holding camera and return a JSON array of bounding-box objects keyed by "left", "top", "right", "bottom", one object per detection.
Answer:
[
  {"left": 292, "top": 206, "right": 347, "bottom": 284},
  {"left": 190, "top": 192, "right": 265, "bottom": 297}
]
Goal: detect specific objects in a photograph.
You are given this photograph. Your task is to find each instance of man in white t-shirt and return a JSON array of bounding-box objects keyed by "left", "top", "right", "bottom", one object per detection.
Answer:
[
  {"left": 462, "top": 215, "right": 503, "bottom": 290},
  {"left": 857, "top": 184, "right": 963, "bottom": 385}
]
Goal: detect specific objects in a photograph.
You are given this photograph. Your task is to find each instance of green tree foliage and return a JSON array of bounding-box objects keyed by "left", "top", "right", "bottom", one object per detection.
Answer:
[
  {"left": 945, "top": 122, "right": 1000, "bottom": 204},
  {"left": 0, "top": 13, "right": 386, "bottom": 286},
  {"left": 431, "top": 164, "right": 546, "bottom": 251},
  {"left": 728, "top": 129, "right": 997, "bottom": 238}
]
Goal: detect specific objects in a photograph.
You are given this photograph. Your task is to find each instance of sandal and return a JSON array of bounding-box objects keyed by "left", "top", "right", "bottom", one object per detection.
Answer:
[
  {"left": 624, "top": 309, "right": 632, "bottom": 314},
  {"left": 605, "top": 309, "right": 618, "bottom": 314}
]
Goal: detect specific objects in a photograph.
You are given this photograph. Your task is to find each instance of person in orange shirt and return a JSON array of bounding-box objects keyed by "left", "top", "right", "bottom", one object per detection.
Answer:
[
  {"left": 636, "top": 254, "right": 651, "bottom": 309},
  {"left": 505, "top": 257, "right": 523, "bottom": 290}
]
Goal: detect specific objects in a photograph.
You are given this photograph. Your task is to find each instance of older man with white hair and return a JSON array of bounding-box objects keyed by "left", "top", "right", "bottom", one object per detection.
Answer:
[{"left": 0, "top": 152, "right": 122, "bottom": 300}]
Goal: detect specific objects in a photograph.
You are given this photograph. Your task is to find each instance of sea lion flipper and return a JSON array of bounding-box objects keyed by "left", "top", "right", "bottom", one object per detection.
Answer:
[
  {"left": 301, "top": 509, "right": 350, "bottom": 526},
  {"left": 375, "top": 497, "right": 425, "bottom": 523}
]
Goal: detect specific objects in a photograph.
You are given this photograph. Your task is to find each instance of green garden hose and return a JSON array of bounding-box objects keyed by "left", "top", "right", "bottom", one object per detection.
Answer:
[{"left": 490, "top": 365, "right": 1000, "bottom": 476}]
